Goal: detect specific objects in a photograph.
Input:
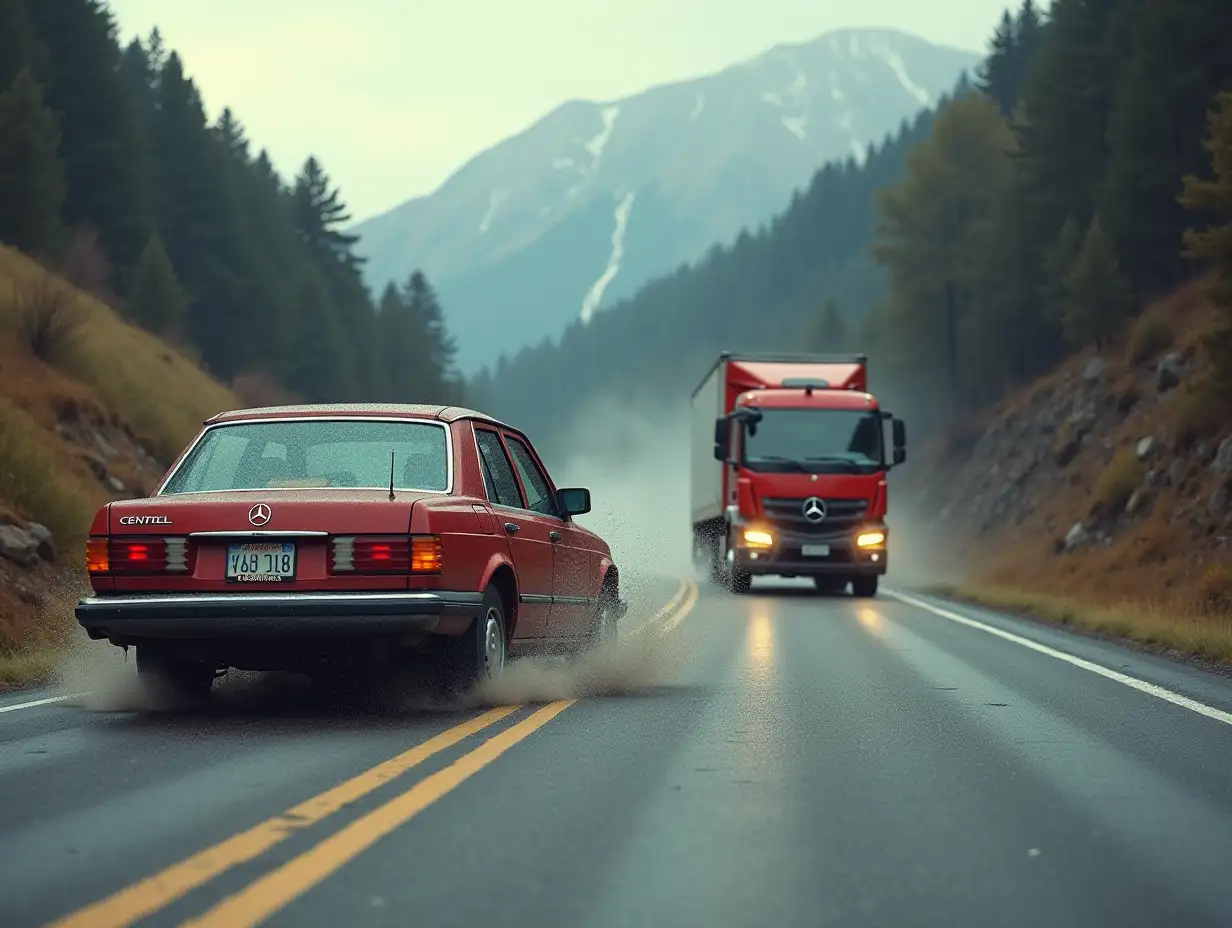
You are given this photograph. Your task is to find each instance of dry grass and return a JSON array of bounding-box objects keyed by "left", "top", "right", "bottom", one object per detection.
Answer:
[
  {"left": 0, "top": 397, "right": 100, "bottom": 548},
  {"left": 931, "top": 582, "right": 1232, "bottom": 665},
  {"left": 0, "top": 246, "right": 237, "bottom": 682},
  {"left": 903, "top": 281, "right": 1232, "bottom": 667},
  {"left": 0, "top": 648, "right": 59, "bottom": 690},
  {"left": 1092, "top": 446, "right": 1143, "bottom": 513},
  {"left": 0, "top": 246, "right": 234, "bottom": 462},
  {"left": 1168, "top": 380, "right": 1230, "bottom": 451},
  {"left": 1127, "top": 306, "right": 1176, "bottom": 364}
]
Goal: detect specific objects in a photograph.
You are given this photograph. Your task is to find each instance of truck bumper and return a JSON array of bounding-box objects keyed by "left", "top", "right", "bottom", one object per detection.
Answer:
[
  {"left": 732, "top": 526, "right": 887, "bottom": 577},
  {"left": 75, "top": 590, "right": 484, "bottom": 642}
]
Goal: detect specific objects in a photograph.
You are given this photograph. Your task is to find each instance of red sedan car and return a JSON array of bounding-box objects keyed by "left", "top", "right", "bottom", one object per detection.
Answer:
[{"left": 75, "top": 403, "right": 626, "bottom": 701}]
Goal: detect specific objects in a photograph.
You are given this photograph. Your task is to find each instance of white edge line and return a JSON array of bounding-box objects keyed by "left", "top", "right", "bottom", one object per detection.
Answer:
[
  {"left": 887, "top": 590, "right": 1232, "bottom": 728},
  {"left": 0, "top": 692, "right": 90, "bottom": 715}
]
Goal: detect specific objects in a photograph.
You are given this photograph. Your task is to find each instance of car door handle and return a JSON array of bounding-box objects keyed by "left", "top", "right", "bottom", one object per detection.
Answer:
[
  {"left": 504, "top": 522, "right": 520, "bottom": 534},
  {"left": 549, "top": 530, "right": 562, "bottom": 542}
]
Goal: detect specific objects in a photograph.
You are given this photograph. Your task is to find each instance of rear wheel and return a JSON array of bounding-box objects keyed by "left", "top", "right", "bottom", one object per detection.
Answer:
[
  {"left": 441, "top": 585, "right": 507, "bottom": 694},
  {"left": 136, "top": 648, "right": 215, "bottom": 708},
  {"left": 851, "top": 575, "right": 879, "bottom": 598}
]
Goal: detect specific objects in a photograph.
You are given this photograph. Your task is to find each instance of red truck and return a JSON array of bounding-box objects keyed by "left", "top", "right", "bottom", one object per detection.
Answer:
[{"left": 690, "top": 352, "right": 906, "bottom": 596}]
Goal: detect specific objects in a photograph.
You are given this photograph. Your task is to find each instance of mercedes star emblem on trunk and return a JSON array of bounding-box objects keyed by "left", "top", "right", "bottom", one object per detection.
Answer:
[{"left": 248, "top": 503, "right": 271, "bottom": 526}]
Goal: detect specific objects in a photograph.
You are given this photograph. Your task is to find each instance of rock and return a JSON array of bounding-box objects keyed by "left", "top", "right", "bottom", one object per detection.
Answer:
[
  {"left": 1209, "top": 486, "right": 1229, "bottom": 517},
  {"left": 25, "top": 522, "right": 55, "bottom": 562},
  {"left": 81, "top": 452, "right": 107, "bottom": 482},
  {"left": 0, "top": 525, "right": 38, "bottom": 568},
  {"left": 1083, "top": 357, "right": 1107, "bottom": 381},
  {"left": 1125, "top": 489, "right": 1150, "bottom": 516},
  {"left": 1168, "top": 458, "right": 1188, "bottom": 487},
  {"left": 1136, "top": 436, "right": 1157, "bottom": 460},
  {"left": 1157, "top": 353, "right": 1182, "bottom": 392},
  {"left": 1064, "top": 522, "right": 1088, "bottom": 552},
  {"left": 1214, "top": 437, "right": 1232, "bottom": 475}
]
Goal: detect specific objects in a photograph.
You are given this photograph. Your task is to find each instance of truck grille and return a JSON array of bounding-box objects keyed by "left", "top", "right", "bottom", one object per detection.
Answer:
[{"left": 761, "top": 497, "right": 869, "bottom": 532}]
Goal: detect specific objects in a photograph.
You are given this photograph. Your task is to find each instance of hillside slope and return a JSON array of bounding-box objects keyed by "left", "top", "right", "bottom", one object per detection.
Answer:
[
  {"left": 355, "top": 28, "right": 977, "bottom": 373},
  {"left": 0, "top": 246, "right": 235, "bottom": 683},
  {"left": 898, "top": 284, "right": 1232, "bottom": 660}
]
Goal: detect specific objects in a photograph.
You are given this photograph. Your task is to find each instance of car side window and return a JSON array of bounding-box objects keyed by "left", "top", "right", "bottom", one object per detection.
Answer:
[
  {"left": 505, "top": 435, "right": 559, "bottom": 517},
  {"left": 474, "top": 428, "right": 524, "bottom": 508}
]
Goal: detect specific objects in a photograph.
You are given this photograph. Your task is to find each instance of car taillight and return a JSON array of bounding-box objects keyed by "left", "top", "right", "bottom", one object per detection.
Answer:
[
  {"left": 331, "top": 535, "right": 441, "bottom": 574},
  {"left": 86, "top": 537, "right": 109, "bottom": 574},
  {"left": 87, "top": 537, "right": 189, "bottom": 574}
]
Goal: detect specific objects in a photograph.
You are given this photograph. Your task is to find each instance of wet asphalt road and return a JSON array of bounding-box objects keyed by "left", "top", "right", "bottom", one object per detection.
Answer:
[{"left": 2, "top": 574, "right": 1232, "bottom": 927}]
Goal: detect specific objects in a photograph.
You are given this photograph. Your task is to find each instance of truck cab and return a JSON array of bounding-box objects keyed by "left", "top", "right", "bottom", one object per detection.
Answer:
[{"left": 690, "top": 353, "right": 906, "bottom": 597}]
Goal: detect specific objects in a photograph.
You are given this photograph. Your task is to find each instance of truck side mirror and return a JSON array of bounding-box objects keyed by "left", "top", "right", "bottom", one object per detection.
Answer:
[
  {"left": 892, "top": 418, "right": 906, "bottom": 465},
  {"left": 713, "top": 417, "right": 730, "bottom": 461}
]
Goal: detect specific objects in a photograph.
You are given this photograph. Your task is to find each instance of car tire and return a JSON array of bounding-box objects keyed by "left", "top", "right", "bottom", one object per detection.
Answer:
[
  {"left": 442, "top": 585, "right": 507, "bottom": 693},
  {"left": 851, "top": 575, "right": 879, "bottom": 598},
  {"left": 136, "top": 647, "right": 215, "bottom": 708},
  {"left": 586, "top": 584, "right": 620, "bottom": 651}
]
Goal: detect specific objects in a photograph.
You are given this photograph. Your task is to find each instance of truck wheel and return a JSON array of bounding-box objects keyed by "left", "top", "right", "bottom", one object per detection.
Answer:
[
  {"left": 136, "top": 648, "right": 215, "bottom": 708},
  {"left": 725, "top": 545, "right": 752, "bottom": 594},
  {"left": 442, "top": 585, "right": 507, "bottom": 694},
  {"left": 851, "top": 576, "right": 879, "bottom": 598}
]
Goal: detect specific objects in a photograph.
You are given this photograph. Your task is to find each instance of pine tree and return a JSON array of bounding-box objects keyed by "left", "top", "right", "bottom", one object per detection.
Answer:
[
  {"left": 287, "top": 265, "right": 356, "bottom": 402},
  {"left": 126, "top": 232, "right": 188, "bottom": 337},
  {"left": 873, "top": 92, "right": 1015, "bottom": 414},
  {"left": 1097, "top": 0, "right": 1232, "bottom": 299},
  {"left": 1063, "top": 215, "right": 1133, "bottom": 350},
  {"left": 25, "top": 0, "right": 152, "bottom": 287},
  {"left": 405, "top": 271, "right": 457, "bottom": 391},
  {"left": 293, "top": 156, "right": 362, "bottom": 271},
  {"left": 977, "top": 10, "right": 1018, "bottom": 116},
  {"left": 0, "top": 69, "right": 66, "bottom": 258},
  {"left": 1011, "top": 0, "right": 1132, "bottom": 306},
  {"left": 1041, "top": 215, "right": 1084, "bottom": 326},
  {"left": 1179, "top": 91, "right": 1232, "bottom": 397},
  {"left": 810, "top": 297, "right": 848, "bottom": 351},
  {"left": 0, "top": 0, "right": 51, "bottom": 90}
]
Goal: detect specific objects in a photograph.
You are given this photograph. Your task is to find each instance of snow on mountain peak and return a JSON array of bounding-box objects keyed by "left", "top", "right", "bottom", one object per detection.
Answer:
[
  {"left": 352, "top": 28, "right": 979, "bottom": 373},
  {"left": 579, "top": 191, "right": 636, "bottom": 324}
]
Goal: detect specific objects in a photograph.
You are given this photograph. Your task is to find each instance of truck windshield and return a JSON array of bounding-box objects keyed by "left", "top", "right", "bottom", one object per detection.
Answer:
[{"left": 741, "top": 408, "right": 884, "bottom": 474}]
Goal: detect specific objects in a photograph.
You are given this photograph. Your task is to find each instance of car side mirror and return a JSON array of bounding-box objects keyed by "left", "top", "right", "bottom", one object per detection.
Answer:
[
  {"left": 557, "top": 487, "right": 591, "bottom": 516},
  {"left": 713, "top": 417, "right": 730, "bottom": 461},
  {"left": 892, "top": 418, "right": 906, "bottom": 465}
]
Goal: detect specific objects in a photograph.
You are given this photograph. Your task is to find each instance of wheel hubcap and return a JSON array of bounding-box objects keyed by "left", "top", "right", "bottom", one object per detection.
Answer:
[{"left": 482, "top": 607, "right": 505, "bottom": 679}]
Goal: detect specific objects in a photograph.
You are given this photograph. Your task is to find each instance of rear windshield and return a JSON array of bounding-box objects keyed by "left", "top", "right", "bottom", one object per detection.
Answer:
[{"left": 161, "top": 419, "right": 450, "bottom": 494}]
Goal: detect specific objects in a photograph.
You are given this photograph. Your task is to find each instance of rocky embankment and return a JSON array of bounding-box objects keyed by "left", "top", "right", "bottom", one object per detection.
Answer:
[
  {"left": 903, "top": 299, "right": 1232, "bottom": 614},
  {"left": 0, "top": 397, "right": 168, "bottom": 650}
]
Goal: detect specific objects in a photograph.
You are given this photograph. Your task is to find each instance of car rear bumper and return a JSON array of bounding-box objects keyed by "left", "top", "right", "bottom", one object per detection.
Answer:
[{"left": 75, "top": 590, "right": 483, "bottom": 641}]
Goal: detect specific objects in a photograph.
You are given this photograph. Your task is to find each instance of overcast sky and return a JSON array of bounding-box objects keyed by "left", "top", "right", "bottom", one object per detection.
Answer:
[{"left": 107, "top": 1, "right": 1013, "bottom": 222}]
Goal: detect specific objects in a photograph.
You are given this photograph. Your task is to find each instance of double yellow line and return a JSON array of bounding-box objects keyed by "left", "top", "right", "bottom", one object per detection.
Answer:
[{"left": 48, "top": 578, "right": 698, "bottom": 928}]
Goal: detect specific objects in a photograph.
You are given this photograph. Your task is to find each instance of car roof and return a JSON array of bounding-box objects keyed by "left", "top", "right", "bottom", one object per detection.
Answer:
[{"left": 205, "top": 403, "right": 514, "bottom": 429}]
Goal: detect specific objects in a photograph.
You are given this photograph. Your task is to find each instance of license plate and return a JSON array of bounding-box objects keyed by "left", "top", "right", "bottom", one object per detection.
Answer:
[
  {"left": 226, "top": 542, "right": 296, "bottom": 582},
  {"left": 801, "top": 544, "right": 831, "bottom": 557}
]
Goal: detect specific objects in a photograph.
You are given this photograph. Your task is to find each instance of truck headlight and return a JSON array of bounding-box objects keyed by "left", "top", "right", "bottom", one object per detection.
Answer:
[
  {"left": 856, "top": 530, "right": 886, "bottom": 548},
  {"left": 742, "top": 528, "right": 774, "bottom": 548}
]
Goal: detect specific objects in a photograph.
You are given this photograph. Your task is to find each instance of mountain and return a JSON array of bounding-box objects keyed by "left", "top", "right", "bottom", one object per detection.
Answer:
[{"left": 353, "top": 28, "right": 979, "bottom": 373}]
